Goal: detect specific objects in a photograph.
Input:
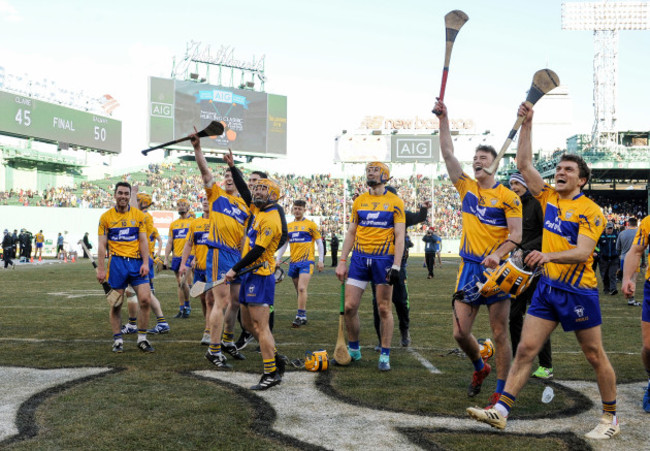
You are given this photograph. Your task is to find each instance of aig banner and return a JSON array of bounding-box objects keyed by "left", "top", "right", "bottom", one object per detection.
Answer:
[{"left": 391, "top": 135, "right": 440, "bottom": 163}]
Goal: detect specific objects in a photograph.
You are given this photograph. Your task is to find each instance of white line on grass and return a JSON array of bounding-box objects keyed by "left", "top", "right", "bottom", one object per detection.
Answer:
[{"left": 407, "top": 348, "right": 442, "bottom": 374}]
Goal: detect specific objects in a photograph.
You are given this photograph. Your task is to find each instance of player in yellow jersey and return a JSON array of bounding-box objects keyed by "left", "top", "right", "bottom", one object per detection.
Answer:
[
  {"left": 434, "top": 99, "right": 522, "bottom": 406},
  {"left": 120, "top": 189, "right": 170, "bottom": 336},
  {"left": 276, "top": 199, "right": 325, "bottom": 327},
  {"left": 34, "top": 230, "right": 44, "bottom": 261},
  {"left": 165, "top": 198, "right": 194, "bottom": 318},
  {"left": 622, "top": 215, "right": 650, "bottom": 413},
  {"left": 180, "top": 197, "right": 213, "bottom": 345},
  {"left": 335, "top": 162, "right": 405, "bottom": 372},
  {"left": 225, "top": 177, "right": 284, "bottom": 389},
  {"left": 97, "top": 182, "right": 154, "bottom": 353},
  {"left": 191, "top": 133, "right": 250, "bottom": 368},
  {"left": 467, "top": 103, "right": 619, "bottom": 440}
]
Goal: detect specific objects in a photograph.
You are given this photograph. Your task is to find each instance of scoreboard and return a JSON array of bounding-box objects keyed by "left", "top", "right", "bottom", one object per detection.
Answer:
[
  {"left": 149, "top": 77, "right": 287, "bottom": 156},
  {"left": 0, "top": 89, "right": 121, "bottom": 153}
]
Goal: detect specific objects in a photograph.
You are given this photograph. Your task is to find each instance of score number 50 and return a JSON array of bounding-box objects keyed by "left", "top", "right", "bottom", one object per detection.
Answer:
[{"left": 94, "top": 126, "right": 107, "bottom": 142}]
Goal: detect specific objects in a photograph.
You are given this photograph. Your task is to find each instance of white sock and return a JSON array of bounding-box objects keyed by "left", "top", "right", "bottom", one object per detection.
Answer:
[
  {"left": 137, "top": 334, "right": 147, "bottom": 343},
  {"left": 495, "top": 403, "right": 509, "bottom": 417}
]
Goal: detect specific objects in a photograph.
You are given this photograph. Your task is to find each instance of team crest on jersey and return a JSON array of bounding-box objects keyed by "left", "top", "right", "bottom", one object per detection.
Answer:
[
  {"left": 513, "top": 198, "right": 520, "bottom": 207},
  {"left": 595, "top": 216, "right": 602, "bottom": 227},
  {"left": 121, "top": 221, "right": 126, "bottom": 227},
  {"left": 383, "top": 204, "right": 389, "bottom": 210},
  {"left": 565, "top": 209, "right": 574, "bottom": 219},
  {"left": 491, "top": 199, "right": 498, "bottom": 206}
]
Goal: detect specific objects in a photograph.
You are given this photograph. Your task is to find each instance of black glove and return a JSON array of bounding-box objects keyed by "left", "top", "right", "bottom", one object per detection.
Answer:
[{"left": 386, "top": 267, "right": 400, "bottom": 285}]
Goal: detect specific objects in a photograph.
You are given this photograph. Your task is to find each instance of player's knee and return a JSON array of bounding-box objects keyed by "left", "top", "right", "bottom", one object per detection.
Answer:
[
  {"left": 513, "top": 340, "right": 537, "bottom": 362},
  {"left": 297, "top": 286, "right": 307, "bottom": 295}
]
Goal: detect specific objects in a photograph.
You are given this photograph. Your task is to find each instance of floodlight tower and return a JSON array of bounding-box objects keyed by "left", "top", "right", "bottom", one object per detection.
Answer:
[{"left": 561, "top": 1, "right": 649, "bottom": 150}]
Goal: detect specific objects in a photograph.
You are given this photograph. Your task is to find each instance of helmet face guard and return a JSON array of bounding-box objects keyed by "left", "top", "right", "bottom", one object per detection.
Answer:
[{"left": 304, "top": 349, "right": 329, "bottom": 372}]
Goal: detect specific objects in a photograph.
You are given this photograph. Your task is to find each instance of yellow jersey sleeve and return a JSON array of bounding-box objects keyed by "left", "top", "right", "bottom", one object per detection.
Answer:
[
  {"left": 351, "top": 191, "right": 405, "bottom": 257},
  {"left": 634, "top": 216, "right": 650, "bottom": 281},
  {"left": 206, "top": 183, "right": 249, "bottom": 251}
]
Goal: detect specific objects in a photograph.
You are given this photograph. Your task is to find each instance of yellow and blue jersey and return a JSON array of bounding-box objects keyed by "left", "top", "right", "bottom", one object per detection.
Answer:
[
  {"left": 205, "top": 183, "right": 249, "bottom": 252},
  {"left": 536, "top": 184, "right": 605, "bottom": 291},
  {"left": 143, "top": 211, "right": 159, "bottom": 257},
  {"left": 634, "top": 215, "right": 650, "bottom": 281},
  {"left": 168, "top": 217, "right": 193, "bottom": 258},
  {"left": 35, "top": 233, "right": 44, "bottom": 244},
  {"left": 288, "top": 218, "right": 321, "bottom": 263},
  {"left": 244, "top": 205, "right": 282, "bottom": 276},
  {"left": 454, "top": 172, "right": 522, "bottom": 263},
  {"left": 351, "top": 190, "right": 405, "bottom": 257},
  {"left": 189, "top": 217, "right": 210, "bottom": 271},
  {"left": 98, "top": 206, "right": 146, "bottom": 258}
]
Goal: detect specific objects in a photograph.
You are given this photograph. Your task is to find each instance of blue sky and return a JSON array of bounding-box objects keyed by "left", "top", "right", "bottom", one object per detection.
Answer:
[{"left": 1, "top": 0, "right": 648, "bottom": 172}]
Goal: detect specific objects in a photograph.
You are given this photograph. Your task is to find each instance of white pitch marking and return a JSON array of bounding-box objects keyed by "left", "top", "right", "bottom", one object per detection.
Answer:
[{"left": 407, "top": 348, "right": 442, "bottom": 374}]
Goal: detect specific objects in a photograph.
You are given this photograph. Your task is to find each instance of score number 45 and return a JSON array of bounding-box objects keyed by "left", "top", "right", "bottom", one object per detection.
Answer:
[{"left": 15, "top": 109, "right": 31, "bottom": 126}]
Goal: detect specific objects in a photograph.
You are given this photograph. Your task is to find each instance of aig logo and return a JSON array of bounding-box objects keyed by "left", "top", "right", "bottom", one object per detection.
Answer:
[
  {"left": 396, "top": 138, "right": 432, "bottom": 159},
  {"left": 151, "top": 102, "right": 172, "bottom": 118}
]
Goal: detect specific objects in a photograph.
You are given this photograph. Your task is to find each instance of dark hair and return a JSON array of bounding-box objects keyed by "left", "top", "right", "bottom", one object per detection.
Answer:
[
  {"left": 114, "top": 181, "right": 132, "bottom": 194},
  {"left": 293, "top": 199, "right": 306, "bottom": 207},
  {"left": 559, "top": 154, "right": 590, "bottom": 188},
  {"left": 252, "top": 171, "right": 268, "bottom": 178},
  {"left": 475, "top": 145, "right": 497, "bottom": 160},
  {"left": 628, "top": 217, "right": 638, "bottom": 227}
]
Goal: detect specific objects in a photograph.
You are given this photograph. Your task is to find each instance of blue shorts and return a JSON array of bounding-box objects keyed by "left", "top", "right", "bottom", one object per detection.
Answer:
[
  {"left": 186, "top": 255, "right": 194, "bottom": 267},
  {"left": 194, "top": 269, "right": 207, "bottom": 285},
  {"left": 288, "top": 261, "right": 314, "bottom": 278},
  {"left": 206, "top": 247, "right": 241, "bottom": 284},
  {"left": 171, "top": 256, "right": 182, "bottom": 272},
  {"left": 239, "top": 272, "right": 275, "bottom": 306},
  {"left": 455, "top": 260, "right": 509, "bottom": 305},
  {"left": 527, "top": 277, "right": 602, "bottom": 331},
  {"left": 36, "top": 243, "right": 43, "bottom": 248},
  {"left": 348, "top": 254, "right": 393, "bottom": 285},
  {"left": 108, "top": 256, "right": 148, "bottom": 290},
  {"left": 641, "top": 280, "right": 650, "bottom": 323}
]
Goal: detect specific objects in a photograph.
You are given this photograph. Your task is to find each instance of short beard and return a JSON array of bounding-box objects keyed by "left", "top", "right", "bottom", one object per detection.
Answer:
[
  {"left": 253, "top": 198, "right": 268, "bottom": 208},
  {"left": 366, "top": 179, "right": 380, "bottom": 187}
]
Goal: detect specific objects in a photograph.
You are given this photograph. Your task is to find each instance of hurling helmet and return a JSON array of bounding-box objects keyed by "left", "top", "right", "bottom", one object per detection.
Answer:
[
  {"left": 478, "top": 251, "right": 540, "bottom": 298},
  {"left": 137, "top": 193, "right": 153, "bottom": 210},
  {"left": 478, "top": 338, "right": 494, "bottom": 360},
  {"left": 304, "top": 349, "right": 329, "bottom": 372},
  {"left": 366, "top": 161, "right": 391, "bottom": 185}
]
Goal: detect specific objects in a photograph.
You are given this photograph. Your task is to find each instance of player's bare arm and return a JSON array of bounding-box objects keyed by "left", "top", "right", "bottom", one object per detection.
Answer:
[
  {"left": 190, "top": 128, "right": 214, "bottom": 187},
  {"left": 335, "top": 222, "right": 357, "bottom": 282},
  {"left": 516, "top": 103, "right": 545, "bottom": 196},
  {"left": 138, "top": 232, "right": 149, "bottom": 277},
  {"left": 525, "top": 234, "right": 596, "bottom": 268},
  {"left": 392, "top": 222, "right": 406, "bottom": 267},
  {"left": 482, "top": 217, "right": 522, "bottom": 268},
  {"left": 96, "top": 234, "right": 108, "bottom": 283},
  {"left": 434, "top": 99, "right": 462, "bottom": 183},
  {"left": 179, "top": 237, "right": 193, "bottom": 278},
  {"left": 622, "top": 242, "right": 645, "bottom": 297}
]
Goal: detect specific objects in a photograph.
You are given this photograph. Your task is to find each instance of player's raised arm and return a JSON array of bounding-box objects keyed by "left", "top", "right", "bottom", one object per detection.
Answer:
[
  {"left": 191, "top": 128, "right": 214, "bottom": 187},
  {"left": 516, "top": 103, "right": 544, "bottom": 196},
  {"left": 434, "top": 99, "right": 462, "bottom": 183}
]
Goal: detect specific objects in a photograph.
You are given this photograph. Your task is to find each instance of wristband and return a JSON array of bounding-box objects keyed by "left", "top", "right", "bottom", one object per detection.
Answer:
[
  {"left": 340, "top": 258, "right": 347, "bottom": 263},
  {"left": 392, "top": 264, "right": 400, "bottom": 270}
]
